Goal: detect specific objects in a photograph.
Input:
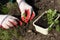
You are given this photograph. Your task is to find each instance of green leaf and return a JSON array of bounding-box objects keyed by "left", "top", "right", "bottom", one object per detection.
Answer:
[
  {"left": 56, "top": 25, "right": 60, "bottom": 32},
  {"left": 52, "top": 10, "right": 57, "bottom": 17},
  {"left": 1, "top": 6, "right": 9, "bottom": 14},
  {"left": 48, "top": 27, "right": 52, "bottom": 31},
  {"left": 47, "top": 9, "right": 53, "bottom": 14}
]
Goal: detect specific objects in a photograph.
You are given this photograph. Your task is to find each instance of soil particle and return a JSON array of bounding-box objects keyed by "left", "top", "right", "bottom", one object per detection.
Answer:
[{"left": 55, "top": 0, "right": 60, "bottom": 12}]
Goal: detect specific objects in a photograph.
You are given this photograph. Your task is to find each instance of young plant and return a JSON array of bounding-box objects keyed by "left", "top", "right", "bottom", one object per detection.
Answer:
[
  {"left": 54, "top": 15, "right": 60, "bottom": 32},
  {"left": 47, "top": 9, "right": 60, "bottom": 32},
  {"left": 47, "top": 9, "right": 57, "bottom": 31},
  {"left": 55, "top": 20, "right": 60, "bottom": 32},
  {"left": 47, "top": 9, "right": 57, "bottom": 25}
]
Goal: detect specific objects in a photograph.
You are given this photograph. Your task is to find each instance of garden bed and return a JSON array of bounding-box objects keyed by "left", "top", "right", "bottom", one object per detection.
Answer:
[{"left": 0, "top": 0, "right": 60, "bottom": 40}]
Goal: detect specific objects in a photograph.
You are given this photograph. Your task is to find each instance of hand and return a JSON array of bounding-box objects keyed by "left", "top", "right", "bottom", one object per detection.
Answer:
[
  {"left": 17, "top": 0, "right": 35, "bottom": 23},
  {"left": 0, "top": 15, "right": 19, "bottom": 29}
]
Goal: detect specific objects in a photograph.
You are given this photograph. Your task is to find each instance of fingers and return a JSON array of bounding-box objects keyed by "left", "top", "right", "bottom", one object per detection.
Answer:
[
  {"left": 0, "top": 15, "right": 20, "bottom": 29},
  {"left": 6, "top": 22, "right": 13, "bottom": 27},
  {"left": 30, "top": 11, "right": 35, "bottom": 21},
  {"left": 21, "top": 9, "right": 31, "bottom": 23},
  {"left": 21, "top": 9, "right": 35, "bottom": 23},
  {"left": 2, "top": 24, "right": 9, "bottom": 29},
  {"left": 1, "top": 19, "right": 18, "bottom": 29},
  {"left": 25, "top": 9, "right": 31, "bottom": 20},
  {"left": 24, "top": 9, "right": 31, "bottom": 23},
  {"left": 2, "top": 19, "right": 18, "bottom": 29},
  {"left": 8, "top": 19, "right": 18, "bottom": 27},
  {"left": 9, "top": 16, "right": 19, "bottom": 20}
]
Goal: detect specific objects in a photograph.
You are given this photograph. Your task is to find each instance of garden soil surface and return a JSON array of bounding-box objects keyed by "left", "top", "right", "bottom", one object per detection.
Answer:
[
  {"left": 3, "top": 0, "right": 60, "bottom": 40},
  {"left": 20, "top": 0, "right": 60, "bottom": 40}
]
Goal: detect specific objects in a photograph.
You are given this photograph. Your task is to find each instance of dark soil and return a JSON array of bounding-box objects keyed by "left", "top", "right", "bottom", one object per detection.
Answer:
[{"left": 35, "top": 13, "right": 49, "bottom": 28}]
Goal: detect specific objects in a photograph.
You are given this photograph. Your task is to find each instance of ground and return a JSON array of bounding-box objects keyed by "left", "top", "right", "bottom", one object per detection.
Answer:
[{"left": 0, "top": 0, "right": 60, "bottom": 40}]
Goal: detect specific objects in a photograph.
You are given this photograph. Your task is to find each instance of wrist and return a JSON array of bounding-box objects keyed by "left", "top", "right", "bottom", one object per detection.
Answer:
[{"left": 17, "top": 0, "right": 25, "bottom": 5}]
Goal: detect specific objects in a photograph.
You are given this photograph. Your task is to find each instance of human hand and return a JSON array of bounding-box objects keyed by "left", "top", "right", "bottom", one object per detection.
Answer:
[
  {"left": 17, "top": 0, "right": 35, "bottom": 23},
  {"left": 0, "top": 15, "right": 19, "bottom": 29}
]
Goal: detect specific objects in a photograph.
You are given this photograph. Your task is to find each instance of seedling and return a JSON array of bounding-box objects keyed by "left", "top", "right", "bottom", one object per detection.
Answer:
[{"left": 33, "top": 9, "right": 58, "bottom": 35}]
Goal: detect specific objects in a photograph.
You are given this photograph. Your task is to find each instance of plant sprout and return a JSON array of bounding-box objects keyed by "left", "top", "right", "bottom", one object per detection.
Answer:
[
  {"left": 47, "top": 9, "right": 60, "bottom": 32},
  {"left": 47, "top": 9, "right": 57, "bottom": 25}
]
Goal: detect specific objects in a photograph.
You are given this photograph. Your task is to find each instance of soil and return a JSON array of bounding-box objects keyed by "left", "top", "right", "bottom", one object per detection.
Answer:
[
  {"left": 0, "top": 0, "right": 60, "bottom": 40},
  {"left": 35, "top": 13, "right": 49, "bottom": 28},
  {"left": 22, "top": 30, "right": 60, "bottom": 40}
]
